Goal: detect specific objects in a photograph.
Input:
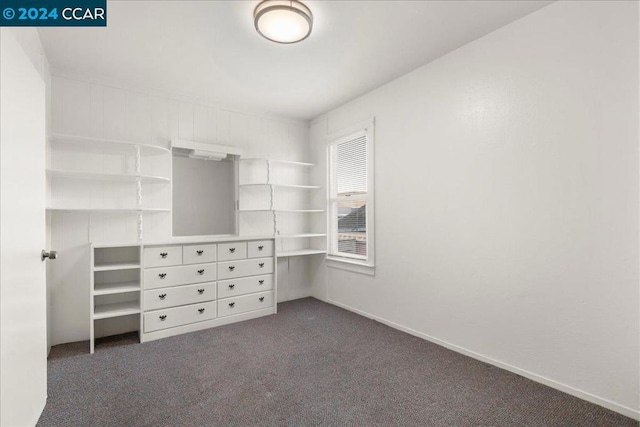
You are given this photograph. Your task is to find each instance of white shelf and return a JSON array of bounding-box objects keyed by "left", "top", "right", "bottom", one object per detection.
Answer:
[
  {"left": 240, "top": 183, "right": 321, "bottom": 189},
  {"left": 277, "top": 249, "right": 326, "bottom": 257},
  {"left": 277, "top": 233, "right": 327, "bottom": 238},
  {"left": 239, "top": 209, "right": 324, "bottom": 213},
  {"left": 94, "top": 282, "right": 141, "bottom": 296},
  {"left": 93, "top": 301, "right": 140, "bottom": 320},
  {"left": 240, "top": 158, "right": 315, "bottom": 167},
  {"left": 47, "top": 207, "right": 171, "bottom": 213},
  {"left": 49, "top": 133, "right": 170, "bottom": 155},
  {"left": 277, "top": 209, "right": 325, "bottom": 213},
  {"left": 93, "top": 262, "right": 141, "bottom": 272},
  {"left": 47, "top": 170, "right": 170, "bottom": 183}
]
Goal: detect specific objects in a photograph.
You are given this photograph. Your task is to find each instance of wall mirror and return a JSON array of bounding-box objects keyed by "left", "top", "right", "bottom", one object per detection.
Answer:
[{"left": 171, "top": 141, "right": 240, "bottom": 237}]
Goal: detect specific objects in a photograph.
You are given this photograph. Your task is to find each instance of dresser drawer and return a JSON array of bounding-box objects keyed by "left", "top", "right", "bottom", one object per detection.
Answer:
[
  {"left": 144, "top": 246, "right": 182, "bottom": 268},
  {"left": 217, "top": 274, "right": 273, "bottom": 299},
  {"left": 144, "top": 301, "right": 216, "bottom": 333},
  {"left": 247, "top": 240, "right": 273, "bottom": 258},
  {"left": 218, "top": 291, "right": 273, "bottom": 317},
  {"left": 144, "top": 282, "right": 216, "bottom": 311},
  {"left": 217, "top": 257, "right": 273, "bottom": 280},
  {"left": 144, "top": 265, "right": 183, "bottom": 289},
  {"left": 217, "top": 242, "right": 247, "bottom": 261},
  {"left": 180, "top": 262, "right": 216, "bottom": 285},
  {"left": 144, "top": 262, "right": 217, "bottom": 290},
  {"left": 183, "top": 244, "right": 216, "bottom": 265}
]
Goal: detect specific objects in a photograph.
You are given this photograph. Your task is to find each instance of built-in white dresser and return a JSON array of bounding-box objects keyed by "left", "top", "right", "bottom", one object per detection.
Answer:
[{"left": 90, "top": 237, "right": 276, "bottom": 353}]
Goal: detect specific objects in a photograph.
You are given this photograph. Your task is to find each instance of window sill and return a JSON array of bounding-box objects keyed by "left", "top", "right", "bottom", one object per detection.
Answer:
[{"left": 326, "top": 256, "right": 375, "bottom": 276}]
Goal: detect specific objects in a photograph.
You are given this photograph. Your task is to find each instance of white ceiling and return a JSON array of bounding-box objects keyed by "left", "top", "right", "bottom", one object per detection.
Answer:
[{"left": 38, "top": 1, "right": 553, "bottom": 121}]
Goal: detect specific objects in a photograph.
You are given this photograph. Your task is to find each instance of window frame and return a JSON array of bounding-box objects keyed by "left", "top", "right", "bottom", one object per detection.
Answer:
[{"left": 326, "top": 118, "right": 375, "bottom": 270}]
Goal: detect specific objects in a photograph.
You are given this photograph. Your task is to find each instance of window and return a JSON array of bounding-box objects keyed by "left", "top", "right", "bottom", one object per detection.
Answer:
[{"left": 328, "top": 119, "right": 374, "bottom": 268}]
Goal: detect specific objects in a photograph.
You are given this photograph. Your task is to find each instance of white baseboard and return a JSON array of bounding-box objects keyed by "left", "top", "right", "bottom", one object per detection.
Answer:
[
  {"left": 326, "top": 298, "right": 640, "bottom": 421},
  {"left": 287, "top": 289, "right": 314, "bottom": 301}
]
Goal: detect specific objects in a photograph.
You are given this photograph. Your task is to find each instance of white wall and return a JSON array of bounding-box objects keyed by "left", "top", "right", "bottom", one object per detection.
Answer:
[
  {"left": 172, "top": 156, "right": 235, "bottom": 236},
  {"left": 48, "top": 76, "right": 314, "bottom": 345},
  {"left": 310, "top": 1, "right": 639, "bottom": 419},
  {"left": 8, "top": 28, "right": 50, "bottom": 83}
]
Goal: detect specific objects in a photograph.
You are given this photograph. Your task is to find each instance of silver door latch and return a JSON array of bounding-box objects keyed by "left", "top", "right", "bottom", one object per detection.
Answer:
[{"left": 42, "top": 250, "right": 58, "bottom": 261}]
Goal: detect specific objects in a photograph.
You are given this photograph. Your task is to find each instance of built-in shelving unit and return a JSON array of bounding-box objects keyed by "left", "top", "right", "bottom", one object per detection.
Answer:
[
  {"left": 239, "top": 158, "right": 326, "bottom": 257},
  {"left": 90, "top": 244, "right": 142, "bottom": 353},
  {"left": 88, "top": 237, "right": 278, "bottom": 354},
  {"left": 47, "top": 134, "right": 172, "bottom": 241}
]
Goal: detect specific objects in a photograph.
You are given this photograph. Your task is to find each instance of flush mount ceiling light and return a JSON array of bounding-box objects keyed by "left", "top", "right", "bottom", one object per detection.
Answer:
[{"left": 254, "top": 0, "right": 313, "bottom": 44}]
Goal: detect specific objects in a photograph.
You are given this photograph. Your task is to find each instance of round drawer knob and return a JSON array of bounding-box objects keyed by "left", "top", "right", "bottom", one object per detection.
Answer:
[{"left": 159, "top": 293, "right": 167, "bottom": 300}]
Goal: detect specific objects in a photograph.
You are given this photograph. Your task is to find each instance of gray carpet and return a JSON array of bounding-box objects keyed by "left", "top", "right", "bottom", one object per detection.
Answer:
[{"left": 38, "top": 298, "right": 637, "bottom": 427}]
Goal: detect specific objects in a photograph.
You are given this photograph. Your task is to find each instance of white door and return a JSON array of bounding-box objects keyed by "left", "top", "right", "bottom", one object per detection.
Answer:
[{"left": 0, "top": 29, "right": 48, "bottom": 426}]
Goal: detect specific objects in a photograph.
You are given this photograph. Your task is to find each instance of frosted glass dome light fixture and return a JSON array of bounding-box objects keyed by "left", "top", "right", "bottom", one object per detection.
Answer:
[{"left": 254, "top": 0, "right": 313, "bottom": 44}]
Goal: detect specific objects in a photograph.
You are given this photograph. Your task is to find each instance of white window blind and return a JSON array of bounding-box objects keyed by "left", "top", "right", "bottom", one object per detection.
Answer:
[{"left": 336, "top": 135, "right": 367, "bottom": 196}]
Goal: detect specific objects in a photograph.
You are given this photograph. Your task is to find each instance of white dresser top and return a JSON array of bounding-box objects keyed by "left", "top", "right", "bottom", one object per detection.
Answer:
[{"left": 92, "top": 235, "right": 274, "bottom": 248}]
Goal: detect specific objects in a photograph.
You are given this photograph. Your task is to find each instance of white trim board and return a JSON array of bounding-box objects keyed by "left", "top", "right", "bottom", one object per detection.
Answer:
[
  {"left": 171, "top": 139, "right": 242, "bottom": 157},
  {"left": 326, "top": 298, "right": 640, "bottom": 421}
]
